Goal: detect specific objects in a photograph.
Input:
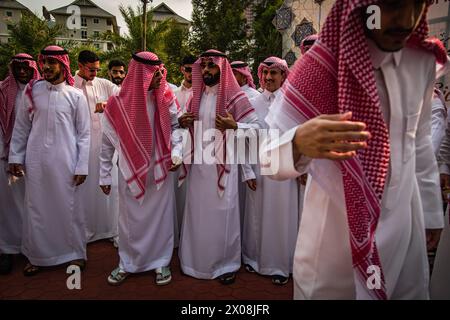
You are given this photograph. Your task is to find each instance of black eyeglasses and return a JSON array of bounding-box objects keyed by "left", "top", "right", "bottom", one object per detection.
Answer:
[{"left": 183, "top": 66, "right": 192, "bottom": 73}]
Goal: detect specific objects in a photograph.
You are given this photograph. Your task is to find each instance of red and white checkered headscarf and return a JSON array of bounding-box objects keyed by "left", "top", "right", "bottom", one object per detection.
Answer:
[
  {"left": 273, "top": 0, "right": 448, "bottom": 299},
  {"left": 300, "top": 34, "right": 318, "bottom": 54},
  {"left": 25, "top": 46, "right": 74, "bottom": 117},
  {"left": 257, "top": 57, "right": 290, "bottom": 90},
  {"left": 38, "top": 46, "right": 74, "bottom": 86},
  {"left": 231, "top": 61, "right": 256, "bottom": 89},
  {"left": 181, "top": 49, "right": 257, "bottom": 196},
  {"left": 0, "top": 53, "right": 40, "bottom": 158},
  {"left": 104, "top": 51, "right": 176, "bottom": 201}
]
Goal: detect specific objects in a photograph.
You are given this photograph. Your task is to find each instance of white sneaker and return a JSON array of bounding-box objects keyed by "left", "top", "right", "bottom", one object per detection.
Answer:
[{"left": 155, "top": 266, "right": 171, "bottom": 286}]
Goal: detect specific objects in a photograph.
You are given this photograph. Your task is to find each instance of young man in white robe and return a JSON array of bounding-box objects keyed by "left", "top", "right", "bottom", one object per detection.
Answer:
[
  {"left": 261, "top": 0, "right": 448, "bottom": 299},
  {"left": 9, "top": 45, "right": 91, "bottom": 276},
  {"left": 172, "top": 55, "right": 196, "bottom": 248},
  {"left": 241, "top": 57, "right": 298, "bottom": 285},
  {"left": 74, "top": 50, "right": 120, "bottom": 245},
  {"left": 230, "top": 60, "right": 260, "bottom": 231},
  {"left": 178, "top": 49, "right": 259, "bottom": 284},
  {"left": 0, "top": 53, "right": 40, "bottom": 274},
  {"left": 230, "top": 61, "right": 260, "bottom": 100},
  {"left": 100, "top": 52, "right": 182, "bottom": 286}
]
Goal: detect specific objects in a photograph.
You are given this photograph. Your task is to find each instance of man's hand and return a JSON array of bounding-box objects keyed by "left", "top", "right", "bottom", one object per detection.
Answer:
[
  {"left": 440, "top": 173, "right": 450, "bottom": 202},
  {"left": 94, "top": 102, "right": 106, "bottom": 113},
  {"left": 216, "top": 112, "right": 237, "bottom": 132},
  {"left": 426, "top": 228, "right": 443, "bottom": 251},
  {"left": 169, "top": 162, "right": 182, "bottom": 172},
  {"left": 100, "top": 185, "right": 111, "bottom": 195},
  {"left": 8, "top": 163, "right": 25, "bottom": 177},
  {"left": 73, "top": 175, "right": 87, "bottom": 186},
  {"left": 293, "top": 112, "right": 370, "bottom": 162},
  {"left": 246, "top": 179, "right": 257, "bottom": 191},
  {"left": 179, "top": 112, "right": 196, "bottom": 128}
]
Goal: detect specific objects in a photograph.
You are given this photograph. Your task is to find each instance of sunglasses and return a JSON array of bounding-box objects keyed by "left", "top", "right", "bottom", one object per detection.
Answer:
[{"left": 83, "top": 64, "right": 101, "bottom": 72}]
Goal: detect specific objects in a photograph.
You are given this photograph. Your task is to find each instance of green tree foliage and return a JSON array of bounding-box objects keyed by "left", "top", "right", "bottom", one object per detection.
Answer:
[
  {"left": 250, "top": 0, "right": 283, "bottom": 84},
  {"left": 100, "top": 5, "right": 188, "bottom": 84},
  {"left": 189, "top": 0, "right": 250, "bottom": 62},
  {"left": 0, "top": 12, "right": 63, "bottom": 79}
]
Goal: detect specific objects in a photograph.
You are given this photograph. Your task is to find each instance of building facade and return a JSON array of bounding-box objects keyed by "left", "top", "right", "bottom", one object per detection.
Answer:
[{"left": 0, "top": 0, "right": 34, "bottom": 44}]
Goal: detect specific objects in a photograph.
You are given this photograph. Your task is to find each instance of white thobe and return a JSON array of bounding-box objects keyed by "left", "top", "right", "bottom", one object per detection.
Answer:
[
  {"left": 241, "top": 89, "right": 299, "bottom": 277},
  {"left": 74, "top": 74, "right": 120, "bottom": 243},
  {"left": 0, "top": 82, "right": 26, "bottom": 254},
  {"left": 263, "top": 42, "right": 445, "bottom": 299},
  {"left": 100, "top": 92, "right": 181, "bottom": 273},
  {"left": 431, "top": 95, "right": 447, "bottom": 156},
  {"left": 172, "top": 81, "right": 193, "bottom": 247},
  {"left": 242, "top": 84, "right": 260, "bottom": 100},
  {"left": 9, "top": 80, "right": 90, "bottom": 266},
  {"left": 432, "top": 99, "right": 450, "bottom": 299},
  {"left": 238, "top": 84, "right": 261, "bottom": 230},
  {"left": 178, "top": 84, "right": 259, "bottom": 279}
]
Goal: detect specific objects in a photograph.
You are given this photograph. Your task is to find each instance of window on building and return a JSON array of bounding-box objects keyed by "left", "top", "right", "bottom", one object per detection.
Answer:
[
  {"left": 6, "top": 11, "right": 12, "bottom": 17},
  {"left": 81, "top": 17, "right": 87, "bottom": 27},
  {"left": 7, "top": 24, "right": 13, "bottom": 31},
  {"left": 106, "top": 19, "right": 112, "bottom": 26},
  {"left": 93, "top": 18, "right": 99, "bottom": 24},
  {"left": 94, "top": 43, "right": 100, "bottom": 49},
  {"left": 93, "top": 31, "right": 100, "bottom": 38},
  {"left": 81, "top": 30, "right": 87, "bottom": 39},
  {"left": 107, "top": 43, "right": 113, "bottom": 51}
]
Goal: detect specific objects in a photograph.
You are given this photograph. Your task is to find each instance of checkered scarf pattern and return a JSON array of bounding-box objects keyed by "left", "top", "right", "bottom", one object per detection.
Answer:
[
  {"left": 231, "top": 61, "right": 256, "bottom": 89},
  {"left": 276, "top": 0, "right": 447, "bottom": 299},
  {"left": 181, "top": 49, "right": 257, "bottom": 197},
  {"left": 257, "top": 57, "right": 290, "bottom": 90},
  {"left": 26, "top": 46, "right": 74, "bottom": 118},
  {"left": 0, "top": 53, "right": 40, "bottom": 158},
  {"left": 104, "top": 51, "right": 176, "bottom": 201}
]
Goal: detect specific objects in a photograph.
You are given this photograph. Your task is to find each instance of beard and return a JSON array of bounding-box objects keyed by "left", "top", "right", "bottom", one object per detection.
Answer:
[
  {"left": 44, "top": 70, "right": 62, "bottom": 83},
  {"left": 203, "top": 72, "right": 220, "bottom": 86},
  {"left": 112, "top": 77, "right": 123, "bottom": 85}
]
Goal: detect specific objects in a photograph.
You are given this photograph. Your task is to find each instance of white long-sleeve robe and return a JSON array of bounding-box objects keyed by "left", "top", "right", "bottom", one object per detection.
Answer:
[
  {"left": 100, "top": 92, "right": 181, "bottom": 273},
  {"left": 74, "top": 74, "right": 120, "bottom": 243},
  {"left": 263, "top": 43, "right": 445, "bottom": 299},
  {"left": 241, "top": 89, "right": 299, "bottom": 277},
  {"left": 238, "top": 84, "right": 261, "bottom": 234},
  {"left": 172, "top": 82, "right": 193, "bottom": 248},
  {"left": 9, "top": 80, "right": 90, "bottom": 266},
  {"left": 0, "top": 83, "right": 26, "bottom": 254},
  {"left": 431, "top": 94, "right": 447, "bottom": 156},
  {"left": 178, "top": 84, "right": 259, "bottom": 279}
]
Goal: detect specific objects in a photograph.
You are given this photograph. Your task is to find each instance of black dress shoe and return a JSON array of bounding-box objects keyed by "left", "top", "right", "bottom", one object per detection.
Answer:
[
  {"left": 218, "top": 272, "right": 236, "bottom": 285},
  {"left": 0, "top": 254, "right": 13, "bottom": 275}
]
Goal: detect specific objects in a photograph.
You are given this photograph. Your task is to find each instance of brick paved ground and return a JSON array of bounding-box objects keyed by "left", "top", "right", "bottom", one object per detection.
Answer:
[{"left": 0, "top": 240, "right": 293, "bottom": 300}]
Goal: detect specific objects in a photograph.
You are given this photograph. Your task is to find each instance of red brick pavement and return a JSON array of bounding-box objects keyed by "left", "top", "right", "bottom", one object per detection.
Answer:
[{"left": 0, "top": 240, "right": 293, "bottom": 300}]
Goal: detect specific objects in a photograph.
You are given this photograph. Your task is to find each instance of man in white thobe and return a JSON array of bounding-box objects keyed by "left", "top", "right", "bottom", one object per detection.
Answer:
[
  {"left": 431, "top": 88, "right": 447, "bottom": 155},
  {"left": 100, "top": 52, "right": 182, "bottom": 286},
  {"left": 261, "top": 0, "right": 447, "bottom": 299},
  {"left": 241, "top": 57, "right": 298, "bottom": 285},
  {"left": 172, "top": 55, "right": 195, "bottom": 248},
  {"left": 178, "top": 49, "right": 259, "bottom": 284},
  {"left": 74, "top": 50, "right": 120, "bottom": 244},
  {"left": 9, "top": 46, "right": 90, "bottom": 275},
  {"left": 0, "top": 53, "right": 40, "bottom": 274}
]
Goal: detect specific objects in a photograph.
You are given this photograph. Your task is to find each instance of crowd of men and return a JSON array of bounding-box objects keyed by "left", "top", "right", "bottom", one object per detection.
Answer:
[{"left": 1, "top": 0, "right": 450, "bottom": 299}]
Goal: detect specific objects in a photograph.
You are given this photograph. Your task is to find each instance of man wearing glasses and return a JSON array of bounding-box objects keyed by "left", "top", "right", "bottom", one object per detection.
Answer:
[
  {"left": 74, "top": 50, "right": 120, "bottom": 246},
  {"left": 108, "top": 59, "right": 126, "bottom": 87}
]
